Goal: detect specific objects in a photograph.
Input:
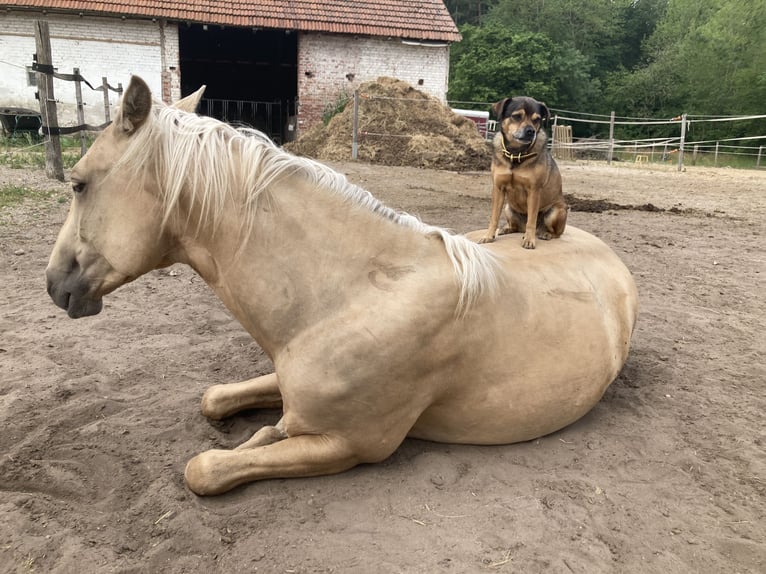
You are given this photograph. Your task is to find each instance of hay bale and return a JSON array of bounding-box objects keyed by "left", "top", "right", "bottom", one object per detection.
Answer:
[{"left": 286, "top": 77, "right": 492, "bottom": 171}]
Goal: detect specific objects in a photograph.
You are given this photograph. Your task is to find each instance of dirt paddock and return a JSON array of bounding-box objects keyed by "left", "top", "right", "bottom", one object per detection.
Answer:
[{"left": 1, "top": 160, "right": 764, "bottom": 573}]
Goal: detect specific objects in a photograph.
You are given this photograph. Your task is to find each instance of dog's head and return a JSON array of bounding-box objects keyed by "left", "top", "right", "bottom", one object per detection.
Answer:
[{"left": 492, "top": 97, "right": 550, "bottom": 149}]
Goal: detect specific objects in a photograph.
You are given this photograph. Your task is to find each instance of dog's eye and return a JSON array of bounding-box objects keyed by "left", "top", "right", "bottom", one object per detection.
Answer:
[
  {"left": 511, "top": 112, "right": 523, "bottom": 120},
  {"left": 72, "top": 181, "right": 86, "bottom": 194}
]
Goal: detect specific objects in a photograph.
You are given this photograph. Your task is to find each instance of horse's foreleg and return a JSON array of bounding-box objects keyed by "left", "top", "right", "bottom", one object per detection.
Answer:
[
  {"left": 184, "top": 434, "right": 358, "bottom": 495},
  {"left": 201, "top": 373, "right": 282, "bottom": 420}
]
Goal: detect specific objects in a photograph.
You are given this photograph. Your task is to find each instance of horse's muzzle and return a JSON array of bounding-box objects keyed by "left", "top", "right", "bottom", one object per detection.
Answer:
[{"left": 46, "top": 267, "right": 104, "bottom": 318}]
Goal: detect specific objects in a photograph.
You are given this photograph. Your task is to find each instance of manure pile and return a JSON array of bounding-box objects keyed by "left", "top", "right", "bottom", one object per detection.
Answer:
[{"left": 286, "top": 77, "right": 492, "bottom": 171}]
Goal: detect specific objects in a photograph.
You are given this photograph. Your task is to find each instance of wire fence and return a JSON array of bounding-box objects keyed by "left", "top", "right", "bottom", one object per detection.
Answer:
[
  {"left": 0, "top": 20, "right": 125, "bottom": 180},
  {"left": 550, "top": 111, "right": 766, "bottom": 170},
  {"left": 447, "top": 99, "right": 766, "bottom": 170}
]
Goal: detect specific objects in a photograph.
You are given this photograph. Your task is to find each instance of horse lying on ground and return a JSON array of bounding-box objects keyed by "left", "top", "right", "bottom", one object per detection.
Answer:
[{"left": 46, "top": 76, "right": 638, "bottom": 495}]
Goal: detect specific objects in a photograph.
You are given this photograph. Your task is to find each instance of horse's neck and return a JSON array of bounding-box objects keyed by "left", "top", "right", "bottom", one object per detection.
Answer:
[{"left": 184, "top": 175, "right": 429, "bottom": 355}]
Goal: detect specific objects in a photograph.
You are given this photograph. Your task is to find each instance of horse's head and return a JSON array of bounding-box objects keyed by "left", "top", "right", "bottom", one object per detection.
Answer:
[{"left": 46, "top": 76, "right": 205, "bottom": 317}]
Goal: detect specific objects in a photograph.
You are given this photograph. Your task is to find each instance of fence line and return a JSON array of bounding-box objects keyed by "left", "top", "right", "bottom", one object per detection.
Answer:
[
  {"left": 552, "top": 112, "right": 766, "bottom": 169},
  {"left": 19, "top": 20, "right": 123, "bottom": 179}
]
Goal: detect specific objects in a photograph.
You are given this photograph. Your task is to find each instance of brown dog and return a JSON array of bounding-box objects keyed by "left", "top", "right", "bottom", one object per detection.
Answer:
[{"left": 479, "top": 96, "right": 568, "bottom": 249}]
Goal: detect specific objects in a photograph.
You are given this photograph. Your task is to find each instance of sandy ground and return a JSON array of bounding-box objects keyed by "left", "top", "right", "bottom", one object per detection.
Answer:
[{"left": 0, "top": 160, "right": 764, "bottom": 573}]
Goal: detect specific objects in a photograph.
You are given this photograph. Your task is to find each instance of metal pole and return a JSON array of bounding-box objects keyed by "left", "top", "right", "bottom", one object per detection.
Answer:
[
  {"left": 607, "top": 111, "right": 615, "bottom": 165},
  {"left": 758, "top": 146, "right": 763, "bottom": 168},
  {"left": 351, "top": 89, "right": 359, "bottom": 160},
  {"left": 715, "top": 141, "right": 719, "bottom": 166}
]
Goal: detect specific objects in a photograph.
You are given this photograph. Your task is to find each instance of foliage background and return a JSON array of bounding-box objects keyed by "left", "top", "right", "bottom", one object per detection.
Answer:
[{"left": 445, "top": 0, "right": 766, "bottom": 138}]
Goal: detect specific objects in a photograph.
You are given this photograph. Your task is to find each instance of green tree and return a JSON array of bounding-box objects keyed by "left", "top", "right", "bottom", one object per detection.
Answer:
[
  {"left": 608, "top": 0, "right": 766, "bottom": 136},
  {"left": 448, "top": 25, "right": 558, "bottom": 105},
  {"left": 443, "top": 0, "right": 499, "bottom": 26},
  {"left": 616, "top": 0, "right": 668, "bottom": 70},
  {"left": 485, "top": 0, "right": 631, "bottom": 71},
  {"left": 465, "top": 0, "right": 663, "bottom": 113}
]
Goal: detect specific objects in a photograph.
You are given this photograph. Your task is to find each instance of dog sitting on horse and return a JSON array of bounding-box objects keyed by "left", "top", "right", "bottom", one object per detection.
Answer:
[{"left": 479, "top": 96, "right": 568, "bottom": 249}]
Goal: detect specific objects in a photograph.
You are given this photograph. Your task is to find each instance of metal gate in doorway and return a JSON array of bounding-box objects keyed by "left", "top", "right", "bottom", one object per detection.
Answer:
[{"left": 199, "top": 98, "right": 284, "bottom": 143}]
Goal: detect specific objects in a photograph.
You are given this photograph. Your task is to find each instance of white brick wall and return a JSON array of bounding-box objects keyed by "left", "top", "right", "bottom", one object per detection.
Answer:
[
  {"left": 1, "top": 13, "right": 452, "bottom": 137},
  {"left": 0, "top": 12, "right": 179, "bottom": 126},
  {"left": 297, "top": 33, "right": 450, "bottom": 133}
]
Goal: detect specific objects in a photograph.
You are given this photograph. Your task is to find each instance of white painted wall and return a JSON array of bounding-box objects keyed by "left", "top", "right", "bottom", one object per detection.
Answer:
[
  {"left": 0, "top": 12, "right": 179, "bottom": 126},
  {"left": 0, "top": 12, "right": 453, "bottom": 137}
]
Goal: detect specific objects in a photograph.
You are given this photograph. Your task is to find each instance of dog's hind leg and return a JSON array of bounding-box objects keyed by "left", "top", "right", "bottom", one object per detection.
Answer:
[{"left": 539, "top": 202, "right": 568, "bottom": 240}]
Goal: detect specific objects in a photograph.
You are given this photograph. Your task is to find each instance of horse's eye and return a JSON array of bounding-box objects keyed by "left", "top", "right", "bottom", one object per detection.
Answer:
[{"left": 72, "top": 182, "right": 86, "bottom": 194}]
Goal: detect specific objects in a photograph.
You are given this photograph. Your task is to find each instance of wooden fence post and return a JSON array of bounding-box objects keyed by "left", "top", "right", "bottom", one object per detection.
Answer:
[
  {"left": 351, "top": 89, "right": 359, "bottom": 160},
  {"left": 73, "top": 67, "right": 87, "bottom": 157},
  {"left": 102, "top": 77, "right": 111, "bottom": 122},
  {"left": 550, "top": 114, "right": 557, "bottom": 155},
  {"left": 34, "top": 20, "right": 64, "bottom": 181},
  {"left": 677, "top": 113, "right": 687, "bottom": 171}
]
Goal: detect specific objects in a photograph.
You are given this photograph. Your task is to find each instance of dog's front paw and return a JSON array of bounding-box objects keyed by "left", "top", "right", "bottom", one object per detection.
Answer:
[
  {"left": 478, "top": 236, "right": 496, "bottom": 244},
  {"left": 521, "top": 234, "right": 536, "bottom": 249}
]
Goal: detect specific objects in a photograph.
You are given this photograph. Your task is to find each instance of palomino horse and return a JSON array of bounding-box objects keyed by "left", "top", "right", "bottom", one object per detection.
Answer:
[{"left": 46, "top": 76, "right": 638, "bottom": 495}]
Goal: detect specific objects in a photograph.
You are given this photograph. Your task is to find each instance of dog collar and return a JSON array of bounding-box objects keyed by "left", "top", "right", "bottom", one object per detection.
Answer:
[{"left": 501, "top": 136, "right": 538, "bottom": 164}]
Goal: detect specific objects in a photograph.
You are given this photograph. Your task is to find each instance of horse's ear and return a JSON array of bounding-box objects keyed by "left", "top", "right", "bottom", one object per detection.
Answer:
[
  {"left": 174, "top": 85, "right": 206, "bottom": 112},
  {"left": 117, "top": 76, "right": 152, "bottom": 134}
]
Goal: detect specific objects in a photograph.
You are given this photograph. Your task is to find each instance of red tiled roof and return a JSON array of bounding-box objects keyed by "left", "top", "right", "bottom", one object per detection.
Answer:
[{"left": 0, "top": 0, "right": 461, "bottom": 42}]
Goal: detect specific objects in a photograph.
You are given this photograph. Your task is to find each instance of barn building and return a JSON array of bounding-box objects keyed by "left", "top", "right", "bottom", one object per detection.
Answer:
[{"left": 0, "top": 0, "right": 460, "bottom": 141}]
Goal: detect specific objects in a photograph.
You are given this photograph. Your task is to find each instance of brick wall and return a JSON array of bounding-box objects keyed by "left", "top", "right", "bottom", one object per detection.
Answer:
[
  {"left": 1, "top": 13, "right": 452, "bottom": 138},
  {"left": 297, "top": 33, "right": 450, "bottom": 135},
  {"left": 0, "top": 12, "right": 180, "bottom": 126}
]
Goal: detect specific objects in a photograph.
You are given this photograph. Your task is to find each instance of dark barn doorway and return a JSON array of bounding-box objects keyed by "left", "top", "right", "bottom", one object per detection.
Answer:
[{"left": 179, "top": 24, "right": 297, "bottom": 143}]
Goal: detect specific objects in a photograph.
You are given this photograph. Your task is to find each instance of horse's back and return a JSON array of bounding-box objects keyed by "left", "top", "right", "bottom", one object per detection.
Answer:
[{"left": 409, "top": 226, "right": 638, "bottom": 445}]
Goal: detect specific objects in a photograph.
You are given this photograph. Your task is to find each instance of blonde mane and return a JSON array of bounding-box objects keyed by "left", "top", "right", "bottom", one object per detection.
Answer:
[{"left": 119, "top": 103, "right": 499, "bottom": 314}]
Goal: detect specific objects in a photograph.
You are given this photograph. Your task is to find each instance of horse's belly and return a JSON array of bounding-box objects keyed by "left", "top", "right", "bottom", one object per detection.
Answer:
[
  {"left": 409, "top": 226, "right": 637, "bottom": 445},
  {"left": 408, "top": 358, "right": 615, "bottom": 444}
]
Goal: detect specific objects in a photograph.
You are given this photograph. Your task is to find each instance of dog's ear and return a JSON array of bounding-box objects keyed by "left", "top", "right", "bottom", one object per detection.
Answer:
[
  {"left": 537, "top": 101, "right": 551, "bottom": 122},
  {"left": 491, "top": 98, "right": 513, "bottom": 119}
]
